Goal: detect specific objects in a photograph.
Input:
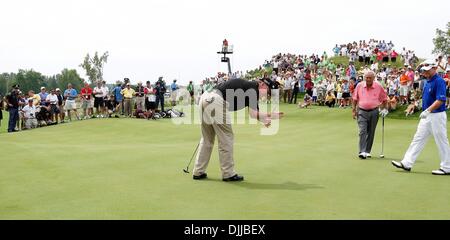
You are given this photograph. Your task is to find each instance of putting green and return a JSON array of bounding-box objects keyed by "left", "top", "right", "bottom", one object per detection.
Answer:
[{"left": 0, "top": 105, "right": 449, "bottom": 220}]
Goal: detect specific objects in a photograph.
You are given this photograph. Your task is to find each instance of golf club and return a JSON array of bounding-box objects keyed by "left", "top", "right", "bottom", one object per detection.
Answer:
[
  {"left": 380, "top": 116, "right": 385, "bottom": 158},
  {"left": 183, "top": 142, "right": 200, "bottom": 174}
]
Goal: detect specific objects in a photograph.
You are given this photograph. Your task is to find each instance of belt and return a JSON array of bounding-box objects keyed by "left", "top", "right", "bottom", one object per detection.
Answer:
[{"left": 359, "top": 108, "right": 378, "bottom": 112}]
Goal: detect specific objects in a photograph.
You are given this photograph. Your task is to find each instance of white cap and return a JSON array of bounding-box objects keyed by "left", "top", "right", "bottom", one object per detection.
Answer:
[
  {"left": 420, "top": 59, "right": 438, "bottom": 71},
  {"left": 40, "top": 87, "right": 45, "bottom": 90},
  {"left": 56, "top": 88, "right": 60, "bottom": 91}
]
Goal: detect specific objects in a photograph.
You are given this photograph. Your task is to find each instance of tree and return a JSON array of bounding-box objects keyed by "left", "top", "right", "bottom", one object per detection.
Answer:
[
  {"left": 79, "top": 51, "right": 109, "bottom": 83},
  {"left": 0, "top": 73, "right": 17, "bottom": 95},
  {"left": 15, "top": 69, "right": 45, "bottom": 93},
  {"left": 57, "top": 69, "right": 84, "bottom": 90},
  {"left": 432, "top": 22, "right": 450, "bottom": 56}
]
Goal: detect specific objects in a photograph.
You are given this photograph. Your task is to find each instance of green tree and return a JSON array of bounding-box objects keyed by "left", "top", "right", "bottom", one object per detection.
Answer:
[
  {"left": 15, "top": 69, "right": 45, "bottom": 93},
  {"left": 432, "top": 22, "right": 450, "bottom": 56},
  {"left": 79, "top": 51, "right": 109, "bottom": 83},
  {"left": 46, "top": 75, "right": 58, "bottom": 91},
  {"left": 57, "top": 69, "right": 84, "bottom": 91},
  {"left": 0, "top": 73, "right": 17, "bottom": 95}
]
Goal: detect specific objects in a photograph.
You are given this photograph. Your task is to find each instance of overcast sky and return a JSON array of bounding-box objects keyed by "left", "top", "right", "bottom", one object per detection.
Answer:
[{"left": 1, "top": 0, "right": 449, "bottom": 85}]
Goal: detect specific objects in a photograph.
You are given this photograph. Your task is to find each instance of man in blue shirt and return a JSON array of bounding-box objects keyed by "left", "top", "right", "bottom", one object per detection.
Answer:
[
  {"left": 63, "top": 83, "right": 80, "bottom": 122},
  {"left": 170, "top": 79, "right": 178, "bottom": 106},
  {"left": 392, "top": 59, "right": 450, "bottom": 175},
  {"left": 39, "top": 87, "right": 49, "bottom": 106},
  {"left": 112, "top": 82, "right": 123, "bottom": 116}
]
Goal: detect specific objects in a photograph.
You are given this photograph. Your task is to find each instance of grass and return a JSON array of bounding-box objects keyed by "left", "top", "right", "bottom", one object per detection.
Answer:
[{"left": 1, "top": 105, "right": 450, "bottom": 220}]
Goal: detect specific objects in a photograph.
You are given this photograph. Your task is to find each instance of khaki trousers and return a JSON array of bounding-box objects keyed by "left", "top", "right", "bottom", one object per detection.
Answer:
[{"left": 193, "top": 91, "right": 236, "bottom": 178}]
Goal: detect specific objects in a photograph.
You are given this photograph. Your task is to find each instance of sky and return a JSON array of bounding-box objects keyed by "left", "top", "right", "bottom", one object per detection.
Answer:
[{"left": 0, "top": 0, "right": 449, "bottom": 85}]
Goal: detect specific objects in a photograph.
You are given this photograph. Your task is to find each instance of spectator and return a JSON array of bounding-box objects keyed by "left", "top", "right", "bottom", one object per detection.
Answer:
[
  {"left": 299, "top": 93, "right": 312, "bottom": 108},
  {"left": 144, "top": 81, "right": 157, "bottom": 114},
  {"left": 39, "top": 87, "right": 48, "bottom": 106},
  {"left": 304, "top": 73, "right": 314, "bottom": 97},
  {"left": 341, "top": 79, "right": 351, "bottom": 107},
  {"left": 20, "top": 98, "right": 38, "bottom": 129},
  {"left": 46, "top": 89, "right": 60, "bottom": 124},
  {"left": 121, "top": 83, "right": 135, "bottom": 117},
  {"left": 289, "top": 77, "right": 299, "bottom": 104},
  {"left": 170, "top": 79, "right": 179, "bottom": 106},
  {"left": 101, "top": 81, "right": 110, "bottom": 117},
  {"left": 283, "top": 74, "right": 293, "bottom": 103},
  {"left": 155, "top": 77, "right": 167, "bottom": 112},
  {"left": 56, "top": 88, "right": 65, "bottom": 123},
  {"left": 81, "top": 82, "right": 93, "bottom": 119},
  {"left": 325, "top": 91, "right": 336, "bottom": 108},
  {"left": 399, "top": 69, "right": 410, "bottom": 105},
  {"left": 28, "top": 90, "right": 41, "bottom": 106},
  {"left": 135, "top": 81, "right": 146, "bottom": 111},
  {"left": 112, "top": 82, "right": 123, "bottom": 116},
  {"left": 93, "top": 81, "right": 105, "bottom": 118},
  {"left": 64, "top": 83, "right": 80, "bottom": 122},
  {"left": 105, "top": 95, "right": 116, "bottom": 118},
  {"left": 5, "top": 85, "right": 20, "bottom": 132},
  {"left": 387, "top": 93, "right": 398, "bottom": 111},
  {"left": 187, "top": 81, "right": 195, "bottom": 105}
]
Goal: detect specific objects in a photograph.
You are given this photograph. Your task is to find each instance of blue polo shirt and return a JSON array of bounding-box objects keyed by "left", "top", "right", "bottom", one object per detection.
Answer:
[
  {"left": 64, "top": 88, "right": 78, "bottom": 100},
  {"left": 113, "top": 86, "right": 123, "bottom": 101},
  {"left": 423, "top": 74, "right": 447, "bottom": 113}
]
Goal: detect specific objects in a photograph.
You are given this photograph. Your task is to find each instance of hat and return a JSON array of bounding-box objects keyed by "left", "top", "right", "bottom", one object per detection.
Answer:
[
  {"left": 138, "top": 81, "right": 142, "bottom": 85},
  {"left": 126, "top": 83, "right": 131, "bottom": 86},
  {"left": 40, "top": 86, "right": 45, "bottom": 90},
  {"left": 420, "top": 59, "right": 438, "bottom": 71},
  {"left": 56, "top": 88, "right": 61, "bottom": 91}
]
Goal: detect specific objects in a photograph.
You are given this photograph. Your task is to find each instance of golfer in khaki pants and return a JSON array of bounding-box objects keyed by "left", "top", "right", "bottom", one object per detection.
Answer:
[{"left": 192, "top": 78, "right": 284, "bottom": 182}]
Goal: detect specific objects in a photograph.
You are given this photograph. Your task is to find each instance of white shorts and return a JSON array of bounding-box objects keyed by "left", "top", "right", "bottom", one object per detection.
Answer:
[
  {"left": 399, "top": 85, "right": 409, "bottom": 96},
  {"left": 337, "top": 93, "right": 343, "bottom": 99},
  {"left": 65, "top": 100, "right": 77, "bottom": 110}
]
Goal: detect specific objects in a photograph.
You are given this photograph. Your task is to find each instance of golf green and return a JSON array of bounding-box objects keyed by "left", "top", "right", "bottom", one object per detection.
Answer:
[{"left": 1, "top": 105, "right": 449, "bottom": 219}]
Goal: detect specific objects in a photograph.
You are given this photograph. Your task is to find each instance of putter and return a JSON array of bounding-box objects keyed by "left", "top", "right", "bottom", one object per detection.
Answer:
[
  {"left": 380, "top": 116, "right": 385, "bottom": 158},
  {"left": 183, "top": 142, "right": 200, "bottom": 174}
]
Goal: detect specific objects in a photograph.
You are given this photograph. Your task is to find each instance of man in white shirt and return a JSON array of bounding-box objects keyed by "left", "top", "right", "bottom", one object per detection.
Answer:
[
  {"left": 93, "top": 81, "right": 105, "bottom": 118},
  {"left": 101, "top": 81, "right": 110, "bottom": 117},
  {"left": 21, "top": 98, "right": 38, "bottom": 129},
  {"left": 46, "top": 89, "right": 60, "bottom": 123}
]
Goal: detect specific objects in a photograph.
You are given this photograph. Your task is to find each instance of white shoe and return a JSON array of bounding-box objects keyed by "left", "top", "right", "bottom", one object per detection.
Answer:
[
  {"left": 358, "top": 152, "right": 367, "bottom": 159},
  {"left": 96, "top": 115, "right": 100, "bottom": 118},
  {"left": 366, "top": 153, "right": 372, "bottom": 158},
  {"left": 432, "top": 169, "right": 450, "bottom": 175}
]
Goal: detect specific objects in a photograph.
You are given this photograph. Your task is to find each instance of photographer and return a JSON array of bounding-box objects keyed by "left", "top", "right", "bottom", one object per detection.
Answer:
[
  {"left": 5, "top": 85, "right": 20, "bottom": 133},
  {"left": 46, "top": 89, "right": 60, "bottom": 124},
  {"left": 21, "top": 98, "right": 38, "bottom": 129}
]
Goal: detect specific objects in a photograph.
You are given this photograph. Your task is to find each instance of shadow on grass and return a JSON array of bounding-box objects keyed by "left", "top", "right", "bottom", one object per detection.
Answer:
[{"left": 206, "top": 179, "right": 323, "bottom": 191}]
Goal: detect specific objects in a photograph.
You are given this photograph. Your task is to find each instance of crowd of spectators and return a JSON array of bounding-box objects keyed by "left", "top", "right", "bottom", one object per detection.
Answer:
[
  {"left": 0, "top": 77, "right": 184, "bottom": 133},
  {"left": 253, "top": 40, "right": 450, "bottom": 114}
]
